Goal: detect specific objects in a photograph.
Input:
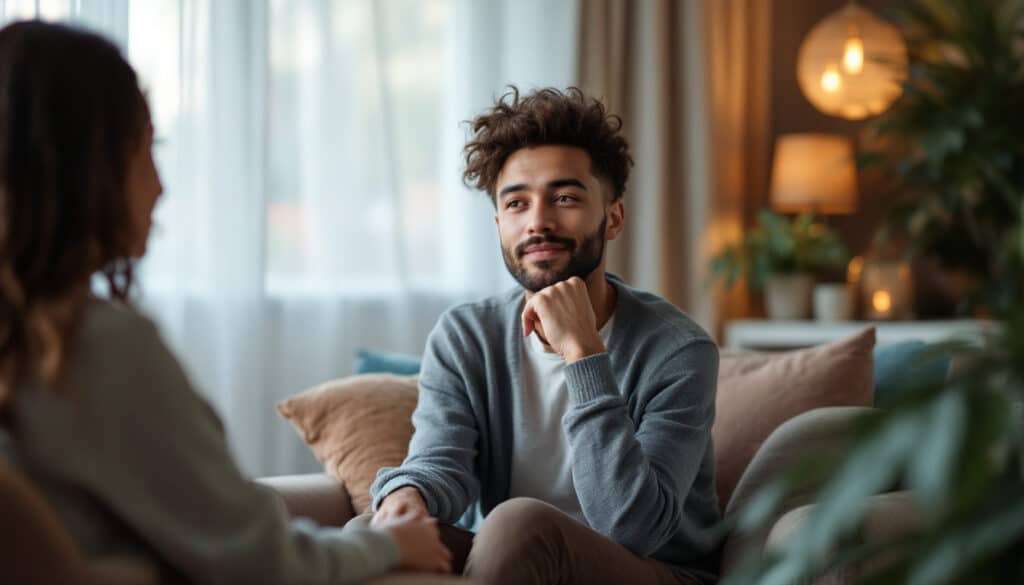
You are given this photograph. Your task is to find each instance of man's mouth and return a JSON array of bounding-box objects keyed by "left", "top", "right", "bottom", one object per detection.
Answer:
[
  {"left": 517, "top": 236, "right": 575, "bottom": 260},
  {"left": 522, "top": 243, "right": 569, "bottom": 260}
]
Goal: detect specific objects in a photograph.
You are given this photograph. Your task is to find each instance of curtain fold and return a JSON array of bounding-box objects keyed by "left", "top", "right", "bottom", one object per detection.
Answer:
[
  {"left": 576, "top": 0, "right": 772, "bottom": 336},
  {"left": 576, "top": 0, "right": 695, "bottom": 323},
  {"left": 703, "top": 0, "right": 773, "bottom": 332}
]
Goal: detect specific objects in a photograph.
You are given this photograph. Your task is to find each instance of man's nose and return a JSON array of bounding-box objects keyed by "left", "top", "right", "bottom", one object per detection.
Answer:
[{"left": 526, "top": 203, "right": 555, "bottom": 234}]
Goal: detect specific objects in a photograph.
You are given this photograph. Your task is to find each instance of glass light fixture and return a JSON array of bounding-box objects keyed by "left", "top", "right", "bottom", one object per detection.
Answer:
[
  {"left": 862, "top": 260, "right": 913, "bottom": 320},
  {"left": 798, "top": 2, "right": 907, "bottom": 120}
]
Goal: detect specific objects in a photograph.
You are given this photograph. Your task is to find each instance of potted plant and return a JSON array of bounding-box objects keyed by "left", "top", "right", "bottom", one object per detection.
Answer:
[
  {"left": 862, "top": 0, "right": 1024, "bottom": 315},
  {"left": 710, "top": 209, "right": 850, "bottom": 319}
]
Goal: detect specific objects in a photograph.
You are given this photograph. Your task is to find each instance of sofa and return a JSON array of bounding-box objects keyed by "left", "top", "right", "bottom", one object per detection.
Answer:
[
  {"left": 264, "top": 408, "right": 932, "bottom": 585},
  {"left": 269, "top": 328, "right": 948, "bottom": 584}
]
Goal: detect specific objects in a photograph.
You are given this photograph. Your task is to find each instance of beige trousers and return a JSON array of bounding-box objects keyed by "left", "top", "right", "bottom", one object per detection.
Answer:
[{"left": 354, "top": 497, "right": 695, "bottom": 585}]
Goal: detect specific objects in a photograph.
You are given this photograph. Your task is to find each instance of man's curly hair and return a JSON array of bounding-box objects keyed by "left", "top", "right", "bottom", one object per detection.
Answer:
[{"left": 463, "top": 86, "right": 633, "bottom": 203}]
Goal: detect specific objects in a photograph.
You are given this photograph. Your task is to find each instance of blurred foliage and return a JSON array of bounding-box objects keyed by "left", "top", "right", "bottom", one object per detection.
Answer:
[
  {"left": 723, "top": 309, "right": 1024, "bottom": 585},
  {"left": 708, "top": 209, "right": 850, "bottom": 291},
  {"left": 863, "top": 0, "right": 1024, "bottom": 314}
]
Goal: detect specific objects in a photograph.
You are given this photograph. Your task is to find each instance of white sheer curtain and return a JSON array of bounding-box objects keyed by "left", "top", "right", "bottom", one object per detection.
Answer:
[{"left": 1, "top": 0, "right": 577, "bottom": 476}]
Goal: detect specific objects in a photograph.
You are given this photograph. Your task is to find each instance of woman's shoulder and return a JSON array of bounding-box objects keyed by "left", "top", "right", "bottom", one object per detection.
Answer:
[
  {"left": 78, "top": 298, "right": 159, "bottom": 343},
  {"left": 70, "top": 299, "right": 169, "bottom": 370}
]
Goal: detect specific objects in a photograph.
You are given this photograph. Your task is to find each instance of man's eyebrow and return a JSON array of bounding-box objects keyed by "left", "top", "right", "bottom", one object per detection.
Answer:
[
  {"left": 547, "top": 178, "right": 587, "bottom": 191},
  {"left": 498, "top": 183, "right": 527, "bottom": 198},
  {"left": 497, "top": 178, "right": 588, "bottom": 199}
]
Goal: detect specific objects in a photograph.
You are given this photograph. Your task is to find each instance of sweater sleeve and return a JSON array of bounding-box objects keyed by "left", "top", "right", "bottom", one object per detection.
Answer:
[
  {"left": 370, "top": 312, "right": 480, "bottom": 524},
  {"left": 53, "top": 312, "right": 401, "bottom": 585},
  {"left": 561, "top": 340, "right": 718, "bottom": 556}
]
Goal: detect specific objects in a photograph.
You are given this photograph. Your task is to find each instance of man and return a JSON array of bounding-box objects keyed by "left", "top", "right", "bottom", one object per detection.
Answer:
[{"left": 370, "top": 87, "right": 721, "bottom": 585}]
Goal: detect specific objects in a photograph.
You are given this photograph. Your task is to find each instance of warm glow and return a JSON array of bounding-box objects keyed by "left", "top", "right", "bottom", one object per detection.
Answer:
[
  {"left": 843, "top": 36, "right": 864, "bottom": 73},
  {"left": 872, "top": 289, "right": 892, "bottom": 314},
  {"left": 847, "top": 256, "right": 864, "bottom": 284},
  {"left": 770, "top": 134, "right": 858, "bottom": 214},
  {"left": 821, "top": 65, "right": 842, "bottom": 93},
  {"left": 797, "top": 3, "right": 907, "bottom": 120}
]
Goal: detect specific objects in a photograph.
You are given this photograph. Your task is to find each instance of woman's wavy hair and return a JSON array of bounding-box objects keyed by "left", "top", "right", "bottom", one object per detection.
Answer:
[
  {"left": 0, "top": 21, "right": 149, "bottom": 409},
  {"left": 462, "top": 86, "right": 633, "bottom": 203}
]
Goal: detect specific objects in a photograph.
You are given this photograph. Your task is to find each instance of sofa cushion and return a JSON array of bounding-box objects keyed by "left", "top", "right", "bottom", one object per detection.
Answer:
[
  {"left": 354, "top": 350, "right": 422, "bottom": 376},
  {"left": 714, "top": 327, "right": 876, "bottom": 509},
  {"left": 872, "top": 341, "right": 951, "bottom": 408},
  {"left": 276, "top": 374, "right": 419, "bottom": 514}
]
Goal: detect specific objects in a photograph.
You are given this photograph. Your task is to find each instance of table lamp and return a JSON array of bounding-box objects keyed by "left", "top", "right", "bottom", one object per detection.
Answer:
[{"left": 770, "top": 133, "right": 857, "bottom": 215}]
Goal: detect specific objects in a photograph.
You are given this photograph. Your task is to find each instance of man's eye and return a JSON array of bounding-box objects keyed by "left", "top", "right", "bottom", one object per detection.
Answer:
[
  {"left": 556, "top": 194, "right": 576, "bottom": 203},
  {"left": 506, "top": 200, "right": 523, "bottom": 209}
]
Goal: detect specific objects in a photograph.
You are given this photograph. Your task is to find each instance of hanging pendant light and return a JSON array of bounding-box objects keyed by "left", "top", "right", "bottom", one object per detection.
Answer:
[{"left": 797, "top": 2, "right": 908, "bottom": 120}]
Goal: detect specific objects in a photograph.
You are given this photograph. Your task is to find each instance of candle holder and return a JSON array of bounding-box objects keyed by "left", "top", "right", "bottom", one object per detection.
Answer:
[{"left": 860, "top": 260, "right": 913, "bottom": 320}]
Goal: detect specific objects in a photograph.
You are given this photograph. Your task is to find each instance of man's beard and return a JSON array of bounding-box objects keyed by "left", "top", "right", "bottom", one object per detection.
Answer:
[{"left": 501, "top": 216, "right": 607, "bottom": 293}]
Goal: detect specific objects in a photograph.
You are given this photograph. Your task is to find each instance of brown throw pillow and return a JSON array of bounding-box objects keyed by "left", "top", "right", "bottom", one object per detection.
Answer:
[
  {"left": 277, "top": 374, "right": 419, "bottom": 514},
  {"left": 712, "top": 327, "right": 876, "bottom": 510}
]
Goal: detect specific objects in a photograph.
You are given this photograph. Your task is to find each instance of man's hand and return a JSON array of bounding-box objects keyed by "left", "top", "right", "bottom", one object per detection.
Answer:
[
  {"left": 371, "top": 486, "right": 429, "bottom": 525},
  {"left": 521, "top": 277, "right": 606, "bottom": 363}
]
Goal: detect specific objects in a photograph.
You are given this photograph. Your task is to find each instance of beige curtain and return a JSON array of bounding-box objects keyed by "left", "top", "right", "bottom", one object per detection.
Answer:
[
  {"left": 577, "top": 0, "right": 771, "bottom": 337},
  {"left": 703, "top": 0, "right": 773, "bottom": 332},
  {"left": 577, "top": 0, "right": 690, "bottom": 313}
]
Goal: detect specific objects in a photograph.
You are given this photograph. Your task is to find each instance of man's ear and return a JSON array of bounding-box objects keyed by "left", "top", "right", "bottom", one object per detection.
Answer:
[{"left": 605, "top": 199, "right": 625, "bottom": 241}]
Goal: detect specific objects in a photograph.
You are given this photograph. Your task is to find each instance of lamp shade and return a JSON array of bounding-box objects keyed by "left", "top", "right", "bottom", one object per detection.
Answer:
[
  {"left": 797, "top": 3, "right": 907, "bottom": 120},
  {"left": 771, "top": 133, "right": 857, "bottom": 214}
]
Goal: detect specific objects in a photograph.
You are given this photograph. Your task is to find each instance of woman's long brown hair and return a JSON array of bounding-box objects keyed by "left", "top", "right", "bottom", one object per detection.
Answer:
[{"left": 0, "top": 21, "right": 149, "bottom": 411}]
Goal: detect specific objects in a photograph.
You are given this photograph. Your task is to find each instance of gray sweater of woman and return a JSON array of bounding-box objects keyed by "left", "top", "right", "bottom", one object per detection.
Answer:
[
  {"left": 371, "top": 275, "right": 722, "bottom": 583},
  {"left": 1, "top": 299, "right": 400, "bottom": 585}
]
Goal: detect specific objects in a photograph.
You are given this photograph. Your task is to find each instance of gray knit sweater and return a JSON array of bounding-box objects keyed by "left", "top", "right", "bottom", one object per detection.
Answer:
[
  {"left": 1, "top": 299, "right": 400, "bottom": 585},
  {"left": 371, "top": 275, "right": 722, "bottom": 582}
]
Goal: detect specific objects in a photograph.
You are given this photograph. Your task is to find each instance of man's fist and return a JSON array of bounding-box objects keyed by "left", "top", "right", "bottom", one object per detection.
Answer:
[{"left": 521, "top": 276, "right": 606, "bottom": 363}]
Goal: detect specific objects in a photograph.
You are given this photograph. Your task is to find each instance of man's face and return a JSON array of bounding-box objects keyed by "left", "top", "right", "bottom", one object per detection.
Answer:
[{"left": 494, "top": 145, "right": 623, "bottom": 293}]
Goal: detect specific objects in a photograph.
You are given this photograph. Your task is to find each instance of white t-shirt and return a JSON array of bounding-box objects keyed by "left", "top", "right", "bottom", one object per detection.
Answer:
[{"left": 507, "top": 315, "right": 616, "bottom": 524}]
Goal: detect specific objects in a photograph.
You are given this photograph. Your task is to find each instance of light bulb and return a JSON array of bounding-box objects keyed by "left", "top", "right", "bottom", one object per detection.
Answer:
[
  {"left": 872, "top": 289, "right": 892, "bottom": 313},
  {"left": 843, "top": 36, "right": 864, "bottom": 74},
  {"left": 821, "top": 65, "right": 842, "bottom": 93}
]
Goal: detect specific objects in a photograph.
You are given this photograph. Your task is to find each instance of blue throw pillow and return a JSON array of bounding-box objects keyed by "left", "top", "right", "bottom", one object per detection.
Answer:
[
  {"left": 354, "top": 349, "right": 422, "bottom": 376},
  {"left": 873, "top": 341, "right": 952, "bottom": 408}
]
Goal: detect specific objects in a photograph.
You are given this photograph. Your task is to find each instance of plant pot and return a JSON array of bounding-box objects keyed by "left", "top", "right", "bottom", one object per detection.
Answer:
[
  {"left": 813, "top": 283, "right": 855, "bottom": 321},
  {"left": 765, "top": 274, "right": 814, "bottom": 320}
]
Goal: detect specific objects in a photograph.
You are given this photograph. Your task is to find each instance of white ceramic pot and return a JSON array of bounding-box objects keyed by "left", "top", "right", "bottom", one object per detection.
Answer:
[
  {"left": 813, "top": 283, "right": 856, "bottom": 321},
  {"left": 765, "top": 274, "right": 814, "bottom": 320}
]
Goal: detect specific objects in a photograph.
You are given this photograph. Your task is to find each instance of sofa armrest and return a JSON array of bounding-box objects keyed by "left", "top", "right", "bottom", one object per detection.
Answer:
[
  {"left": 764, "top": 491, "right": 930, "bottom": 585},
  {"left": 721, "top": 406, "right": 878, "bottom": 577},
  {"left": 257, "top": 473, "right": 355, "bottom": 527}
]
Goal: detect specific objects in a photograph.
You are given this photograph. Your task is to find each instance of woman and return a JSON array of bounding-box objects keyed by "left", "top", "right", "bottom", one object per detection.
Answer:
[{"left": 0, "top": 20, "right": 450, "bottom": 584}]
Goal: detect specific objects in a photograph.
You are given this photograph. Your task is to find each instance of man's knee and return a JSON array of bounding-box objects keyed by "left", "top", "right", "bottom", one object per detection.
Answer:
[
  {"left": 480, "top": 497, "right": 567, "bottom": 538},
  {"left": 467, "top": 499, "right": 570, "bottom": 583}
]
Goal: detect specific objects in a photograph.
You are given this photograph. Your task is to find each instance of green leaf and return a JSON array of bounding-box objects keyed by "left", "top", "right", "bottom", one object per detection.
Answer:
[
  {"left": 908, "top": 490, "right": 1024, "bottom": 585},
  {"left": 905, "top": 390, "right": 966, "bottom": 506}
]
